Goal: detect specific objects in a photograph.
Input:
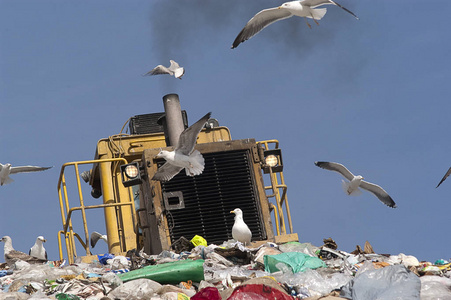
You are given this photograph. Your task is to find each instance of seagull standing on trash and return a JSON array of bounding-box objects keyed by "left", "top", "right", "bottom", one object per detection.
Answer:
[
  {"left": 91, "top": 231, "right": 108, "bottom": 248},
  {"left": 143, "top": 60, "right": 185, "bottom": 79},
  {"left": 29, "top": 236, "right": 47, "bottom": 260},
  {"left": 231, "top": 0, "right": 359, "bottom": 49},
  {"left": 314, "top": 161, "right": 397, "bottom": 208},
  {"left": 1, "top": 236, "right": 47, "bottom": 267},
  {"left": 152, "top": 112, "right": 211, "bottom": 182},
  {"left": 231, "top": 208, "right": 252, "bottom": 245},
  {"left": 0, "top": 163, "right": 52, "bottom": 186}
]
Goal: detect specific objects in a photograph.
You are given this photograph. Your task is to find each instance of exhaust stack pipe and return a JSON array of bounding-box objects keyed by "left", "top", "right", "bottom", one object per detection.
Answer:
[{"left": 162, "top": 93, "right": 185, "bottom": 146}]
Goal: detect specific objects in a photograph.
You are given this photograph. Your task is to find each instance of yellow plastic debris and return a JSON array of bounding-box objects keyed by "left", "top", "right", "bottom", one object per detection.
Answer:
[{"left": 190, "top": 235, "right": 207, "bottom": 247}]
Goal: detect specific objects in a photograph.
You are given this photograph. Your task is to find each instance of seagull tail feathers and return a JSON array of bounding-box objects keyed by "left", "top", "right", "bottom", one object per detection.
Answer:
[
  {"left": 1, "top": 176, "right": 14, "bottom": 186},
  {"left": 308, "top": 8, "right": 327, "bottom": 20},
  {"left": 185, "top": 150, "right": 205, "bottom": 177},
  {"left": 341, "top": 180, "right": 362, "bottom": 196}
]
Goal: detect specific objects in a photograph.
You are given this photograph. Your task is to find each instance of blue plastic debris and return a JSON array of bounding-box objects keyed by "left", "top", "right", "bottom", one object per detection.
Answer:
[{"left": 98, "top": 253, "right": 114, "bottom": 265}]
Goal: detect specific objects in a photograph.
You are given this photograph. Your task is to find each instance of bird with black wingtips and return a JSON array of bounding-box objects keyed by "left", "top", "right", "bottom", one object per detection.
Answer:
[
  {"left": 314, "top": 161, "right": 397, "bottom": 208},
  {"left": 231, "top": 0, "right": 359, "bottom": 49},
  {"left": 143, "top": 60, "right": 185, "bottom": 79},
  {"left": 1, "top": 236, "right": 47, "bottom": 267},
  {"left": 90, "top": 231, "right": 108, "bottom": 248},
  {"left": 231, "top": 208, "right": 252, "bottom": 245},
  {"left": 0, "top": 163, "right": 52, "bottom": 186},
  {"left": 152, "top": 112, "right": 211, "bottom": 182},
  {"left": 436, "top": 167, "right": 451, "bottom": 188},
  {"left": 29, "top": 236, "right": 47, "bottom": 260}
]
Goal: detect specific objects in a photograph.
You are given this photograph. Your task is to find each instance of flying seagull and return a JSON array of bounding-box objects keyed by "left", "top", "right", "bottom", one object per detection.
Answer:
[
  {"left": 143, "top": 60, "right": 185, "bottom": 79},
  {"left": 231, "top": 208, "right": 252, "bottom": 245},
  {"left": 0, "top": 163, "right": 52, "bottom": 186},
  {"left": 29, "top": 236, "right": 47, "bottom": 260},
  {"left": 314, "top": 161, "right": 397, "bottom": 208},
  {"left": 436, "top": 167, "right": 451, "bottom": 188},
  {"left": 91, "top": 231, "right": 108, "bottom": 248},
  {"left": 152, "top": 112, "right": 211, "bottom": 182},
  {"left": 1, "top": 236, "right": 47, "bottom": 267},
  {"left": 231, "top": 0, "right": 359, "bottom": 49}
]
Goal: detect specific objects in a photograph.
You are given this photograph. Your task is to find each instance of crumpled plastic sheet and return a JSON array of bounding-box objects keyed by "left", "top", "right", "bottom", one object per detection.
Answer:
[
  {"left": 264, "top": 252, "right": 326, "bottom": 274},
  {"left": 420, "top": 275, "right": 451, "bottom": 300},
  {"left": 3, "top": 265, "right": 82, "bottom": 283},
  {"left": 276, "top": 268, "right": 352, "bottom": 297},
  {"left": 108, "top": 278, "right": 162, "bottom": 300},
  {"left": 203, "top": 261, "right": 267, "bottom": 282},
  {"left": 278, "top": 242, "right": 318, "bottom": 257},
  {"left": 340, "top": 264, "right": 421, "bottom": 300}
]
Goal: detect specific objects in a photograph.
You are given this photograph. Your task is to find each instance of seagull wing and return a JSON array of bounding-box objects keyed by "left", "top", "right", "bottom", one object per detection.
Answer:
[
  {"left": 436, "top": 167, "right": 451, "bottom": 188},
  {"left": 315, "top": 161, "right": 355, "bottom": 181},
  {"left": 152, "top": 162, "right": 184, "bottom": 182},
  {"left": 91, "top": 231, "right": 104, "bottom": 248},
  {"left": 232, "top": 7, "right": 293, "bottom": 49},
  {"left": 301, "top": 0, "right": 359, "bottom": 19},
  {"left": 176, "top": 112, "right": 211, "bottom": 155},
  {"left": 6, "top": 250, "right": 47, "bottom": 263},
  {"left": 360, "top": 180, "right": 397, "bottom": 208},
  {"left": 10, "top": 166, "right": 52, "bottom": 174},
  {"left": 168, "top": 60, "right": 180, "bottom": 71},
  {"left": 143, "top": 65, "right": 171, "bottom": 76}
]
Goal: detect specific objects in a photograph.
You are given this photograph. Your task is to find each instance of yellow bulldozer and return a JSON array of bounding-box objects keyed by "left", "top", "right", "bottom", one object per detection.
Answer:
[{"left": 56, "top": 94, "right": 298, "bottom": 264}]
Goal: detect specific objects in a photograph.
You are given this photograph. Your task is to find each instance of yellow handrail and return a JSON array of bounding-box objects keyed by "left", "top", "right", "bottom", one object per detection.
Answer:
[
  {"left": 57, "top": 158, "right": 135, "bottom": 264},
  {"left": 258, "top": 140, "right": 294, "bottom": 237}
]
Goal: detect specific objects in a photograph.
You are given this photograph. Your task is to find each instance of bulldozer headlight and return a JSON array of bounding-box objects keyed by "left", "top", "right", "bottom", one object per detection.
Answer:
[
  {"left": 263, "top": 149, "right": 283, "bottom": 173},
  {"left": 265, "top": 155, "right": 279, "bottom": 167},
  {"left": 121, "top": 162, "right": 142, "bottom": 187}
]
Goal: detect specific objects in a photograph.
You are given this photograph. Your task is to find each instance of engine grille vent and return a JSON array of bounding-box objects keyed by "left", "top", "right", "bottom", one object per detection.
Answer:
[
  {"left": 129, "top": 111, "right": 188, "bottom": 135},
  {"left": 159, "top": 149, "right": 266, "bottom": 245}
]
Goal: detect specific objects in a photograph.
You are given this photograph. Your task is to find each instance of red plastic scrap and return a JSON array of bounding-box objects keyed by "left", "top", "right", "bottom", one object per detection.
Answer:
[
  {"left": 191, "top": 287, "right": 221, "bottom": 300},
  {"left": 227, "top": 284, "right": 295, "bottom": 300}
]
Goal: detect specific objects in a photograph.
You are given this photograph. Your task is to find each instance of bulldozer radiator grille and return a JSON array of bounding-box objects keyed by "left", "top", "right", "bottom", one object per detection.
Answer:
[{"left": 159, "top": 149, "right": 266, "bottom": 245}]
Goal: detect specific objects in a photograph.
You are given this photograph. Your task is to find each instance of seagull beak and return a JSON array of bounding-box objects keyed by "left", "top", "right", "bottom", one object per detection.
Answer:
[
  {"left": 278, "top": 6, "right": 281, "bottom": 9},
  {"left": 43, "top": 239, "right": 47, "bottom": 242},
  {"left": 230, "top": 210, "right": 235, "bottom": 214}
]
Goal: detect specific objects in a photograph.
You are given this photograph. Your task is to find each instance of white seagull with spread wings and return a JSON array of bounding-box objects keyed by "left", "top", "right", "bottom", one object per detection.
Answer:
[
  {"left": 0, "top": 163, "right": 52, "bottom": 186},
  {"left": 232, "top": 0, "right": 359, "bottom": 49},
  {"left": 152, "top": 112, "right": 211, "bottom": 182},
  {"left": 143, "top": 60, "right": 185, "bottom": 79},
  {"left": 315, "top": 161, "right": 397, "bottom": 208}
]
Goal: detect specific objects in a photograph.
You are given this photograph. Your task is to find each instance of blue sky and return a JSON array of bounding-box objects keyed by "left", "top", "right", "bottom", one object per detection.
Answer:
[{"left": 1, "top": 0, "right": 450, "bottom": 263}]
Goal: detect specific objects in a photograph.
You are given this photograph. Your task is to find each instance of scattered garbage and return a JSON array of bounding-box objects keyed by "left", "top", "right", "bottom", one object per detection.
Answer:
[{"left": 1, "top": 238, "right": 451, "bottom": 299}]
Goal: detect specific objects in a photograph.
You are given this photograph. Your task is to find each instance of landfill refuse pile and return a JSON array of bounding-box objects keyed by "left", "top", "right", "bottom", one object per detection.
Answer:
[{"left": 1, "top": 238, "right": 451, "bottom": 299}]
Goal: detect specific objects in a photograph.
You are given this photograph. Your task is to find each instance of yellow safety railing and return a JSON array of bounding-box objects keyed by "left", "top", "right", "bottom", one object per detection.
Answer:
[
  {"left": 57, "top": 158, "right": 136, "bottom": 264},
  {"left": 258, "top": 140, "right": 293, "bottom": 236}
]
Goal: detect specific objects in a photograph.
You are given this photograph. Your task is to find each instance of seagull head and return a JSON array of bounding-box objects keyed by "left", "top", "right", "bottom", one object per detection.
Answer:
[
  {"left": 355, "top": 175, "right": 364, "bottom": 180},
  {"left": 279, "top": 1, "right": 297, "bottom": 9},
  {"left": 231, "top": 208, "right": 244, "bottom": 219},
  {"left": 156, "top": 148, "right": 170, "bottom": 159},
  {"left": 1, "top": 236, "right": 11, "bottom": 243},
  {"left": 37, "top": 236, "right": 47, "bottom": 243}
]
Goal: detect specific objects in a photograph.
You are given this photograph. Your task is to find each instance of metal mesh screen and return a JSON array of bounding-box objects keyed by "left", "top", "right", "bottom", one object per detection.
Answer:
[{"left": 159, "top": 149, "right": 266, "bottom": 245}]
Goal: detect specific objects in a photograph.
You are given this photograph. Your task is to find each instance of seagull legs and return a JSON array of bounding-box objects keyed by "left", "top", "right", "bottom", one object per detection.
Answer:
[
  {"left": 310, "top": 13, "right": 320, "bottom": 26},
  {"left": 304, "top": 17, "right": 312, "bottom": 29}
]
